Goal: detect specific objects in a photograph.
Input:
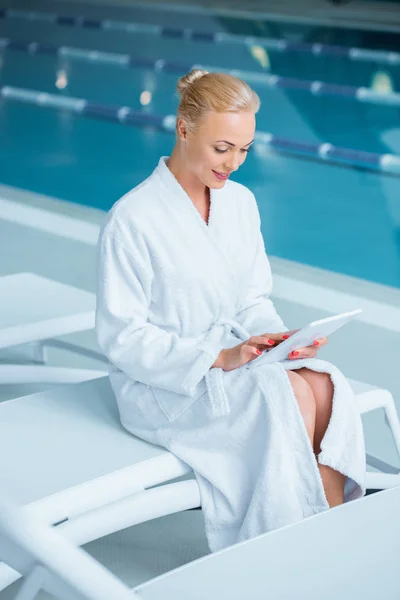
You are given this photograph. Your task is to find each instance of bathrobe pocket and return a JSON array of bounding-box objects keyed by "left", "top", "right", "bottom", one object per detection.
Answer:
[{"left": 152, "top": 380, "right": 208, "bottom": 423}]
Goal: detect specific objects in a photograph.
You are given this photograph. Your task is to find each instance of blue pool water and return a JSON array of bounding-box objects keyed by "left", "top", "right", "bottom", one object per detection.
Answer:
[{"left": 0, "top": 1, "right": 399, "bottom": 287}]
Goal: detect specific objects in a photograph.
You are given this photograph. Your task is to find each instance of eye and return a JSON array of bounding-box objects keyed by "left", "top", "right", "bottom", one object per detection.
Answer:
[
  {"left": 241, "top": 147, "right": 252, "bottom": 154},
  {"left": 214, "top": 148, "right": 228, "bottom": 154}
]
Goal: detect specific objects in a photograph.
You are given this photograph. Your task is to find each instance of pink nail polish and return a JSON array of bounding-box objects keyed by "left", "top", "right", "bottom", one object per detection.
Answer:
[
  {"left": 268, "top": 339, "right": 275, "bottom": 345},
  {"left": 313, "top": 341, "right": 319, "bottom": 346},
  {"left": 256, "top": 349, "right": 262, "bottom": 355},
  {"left": 282, "top": 335, "right": 290, "bottom": 339},
  {"left": 291, "top": 351, "right": 299, "bottom": 357}
]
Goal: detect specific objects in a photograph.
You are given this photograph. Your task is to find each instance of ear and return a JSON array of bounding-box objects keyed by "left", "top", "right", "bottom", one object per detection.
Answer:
[{"left": 176, "top": 118, "right": 188, "bottom": 142}]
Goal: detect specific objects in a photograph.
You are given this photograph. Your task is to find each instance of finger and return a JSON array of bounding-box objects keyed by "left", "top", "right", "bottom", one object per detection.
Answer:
[
  {"left": 249, "top": 335, "right": 280, "bottom": 348},
  {"left": 288, "top": 347, "right": 318, "bottom": 360},
  {"left": 280, "top": 329, "right": 299, "bottom": 340},
  {"left": 312, "top": 337, "right": 328, "bottom": 348},
  {"left": 246, "top": 345, "right": 265, "bottom": 362},
  {"left": 261, "top": 330, "right": 298, "bottom": 344}
]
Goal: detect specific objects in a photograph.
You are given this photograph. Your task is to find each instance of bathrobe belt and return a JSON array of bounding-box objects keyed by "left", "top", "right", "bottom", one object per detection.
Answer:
[{"left": 213, "top": 317, "right": 251, "bottom": 343}]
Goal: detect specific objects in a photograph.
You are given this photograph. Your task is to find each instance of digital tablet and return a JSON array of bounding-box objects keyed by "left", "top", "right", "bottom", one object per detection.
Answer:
[{"left": 251, "top": 309, "right": 362, "bottom": 368}]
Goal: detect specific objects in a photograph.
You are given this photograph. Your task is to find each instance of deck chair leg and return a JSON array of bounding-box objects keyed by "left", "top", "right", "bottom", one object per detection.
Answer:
[
  {"left": 359, "top": 389, "right": 400, "bottom": 490},
  {"left": 32, "top": 342, "right": 47, "bottom": 364},
  {"left": 14, "top": 565, "right": 47, "bottom": 600},
  {"left": 382, "top": 392, "right": 400, "bottom": 459}
]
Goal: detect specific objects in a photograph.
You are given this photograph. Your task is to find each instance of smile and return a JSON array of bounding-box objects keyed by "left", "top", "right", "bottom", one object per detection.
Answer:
[{"left": 212, "top": 170, "right": 230, "bottom": 181}]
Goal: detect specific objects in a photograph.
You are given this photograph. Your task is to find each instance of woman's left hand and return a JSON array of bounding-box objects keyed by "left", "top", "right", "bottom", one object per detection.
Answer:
[{"left": 282, "top": 330, "right": 328, "bottom": 360}]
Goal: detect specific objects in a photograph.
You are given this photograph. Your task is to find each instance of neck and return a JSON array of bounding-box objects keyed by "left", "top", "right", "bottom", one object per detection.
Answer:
[{"left": 166, "top": 145, "right": 208, "bottom": 205}]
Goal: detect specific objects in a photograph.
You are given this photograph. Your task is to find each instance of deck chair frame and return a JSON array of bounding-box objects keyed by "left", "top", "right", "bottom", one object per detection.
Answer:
[
  {"left": 0, "top": 376, "right": 398, "bottom": 593},
  {"left": 0, "top": 272, "right": 108, "bottom": 384},
  {"left": 1, "top": 485, "right": 400, "bottom": 600}
]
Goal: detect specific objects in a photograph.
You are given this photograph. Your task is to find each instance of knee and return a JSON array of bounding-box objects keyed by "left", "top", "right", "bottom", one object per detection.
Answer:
[
  {"left": 287, "top": 370, "right": 316, "bottom": 422},
  {"left": 297, "top": 369, "right": 334, "bottom": 402},
  {"left": 316, "top": 371, "right": 334, "bottom": 396}
]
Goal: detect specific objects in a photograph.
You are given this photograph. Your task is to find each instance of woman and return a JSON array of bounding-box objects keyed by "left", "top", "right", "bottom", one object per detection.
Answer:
[{"left": 96, "top": 70, "right": 366, "bottom": 553}]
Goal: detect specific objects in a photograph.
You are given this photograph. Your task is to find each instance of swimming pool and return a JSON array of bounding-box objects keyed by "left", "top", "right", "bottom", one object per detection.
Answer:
[{"left": 0, "top": 0, "right": 399, "bottom": 288}]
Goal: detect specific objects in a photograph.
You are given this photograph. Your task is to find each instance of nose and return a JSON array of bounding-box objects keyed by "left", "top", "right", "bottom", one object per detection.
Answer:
[{"left": 224, "top": 153, "right": 241, "bottom": 172}]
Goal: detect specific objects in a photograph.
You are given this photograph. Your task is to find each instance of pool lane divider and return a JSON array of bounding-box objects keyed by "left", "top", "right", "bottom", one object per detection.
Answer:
[
  {"left": 2, "top": 8, "right": 400, "bottom": 67},
  {"left": 2, "top": 84, "right": 400, "bottom": 176},
  {"left": 1, "top": 37, "right": 400, "bottom": 108}
]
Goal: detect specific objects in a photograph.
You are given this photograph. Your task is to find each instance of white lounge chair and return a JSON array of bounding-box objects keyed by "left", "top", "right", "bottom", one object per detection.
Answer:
[
  {"left": 0, "top": 484, "right": 399, "bottom": 600},
  {"left": 0, "top": 272, "right": 107, "bottom": 384},
  {"left": 0, "top": 376, "right": 399, "bottom": 593}
]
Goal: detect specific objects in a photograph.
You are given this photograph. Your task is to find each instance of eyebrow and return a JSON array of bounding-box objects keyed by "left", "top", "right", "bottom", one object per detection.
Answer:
[{"left": 215, "top": 139, "right": 254, "bottom": 147}]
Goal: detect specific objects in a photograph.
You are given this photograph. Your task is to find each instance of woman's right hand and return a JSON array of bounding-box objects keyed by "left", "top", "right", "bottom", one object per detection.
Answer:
[{"left": 212, "top": 333, "right": 287, "bottom": 372}]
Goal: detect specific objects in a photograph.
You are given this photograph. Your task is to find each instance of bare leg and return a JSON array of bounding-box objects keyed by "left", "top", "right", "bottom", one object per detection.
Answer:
[
  {"left": 295, "top": 368, "right": 346, "bottom": 507},
  {"left": 317, "top": 464, "right": 346, "bottom": 507},
  {"left": 286, "top": 371, "right": 316, "bottom": 448}
]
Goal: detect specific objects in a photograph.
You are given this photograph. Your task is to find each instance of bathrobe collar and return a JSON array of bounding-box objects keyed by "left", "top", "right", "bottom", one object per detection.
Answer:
[
  {"left": 156, "top": 156, "right": 220, "bottom": 231},
  {"left": 155, "top": 156, "right": 241, "bottom": 322}
]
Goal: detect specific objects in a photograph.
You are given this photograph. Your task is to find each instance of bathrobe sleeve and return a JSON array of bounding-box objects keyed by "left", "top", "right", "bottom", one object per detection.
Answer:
[
  {"left": 234, "top": 193, "right": 287, "bottom": 336},
  {"left": 96, "top": 219, "right": 224, "bottom": 398}
]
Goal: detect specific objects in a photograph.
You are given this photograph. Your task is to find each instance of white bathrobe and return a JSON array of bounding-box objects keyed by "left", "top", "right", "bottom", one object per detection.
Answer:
[{"left": 96, "top": 156, "right": 366, "bottom": 553}]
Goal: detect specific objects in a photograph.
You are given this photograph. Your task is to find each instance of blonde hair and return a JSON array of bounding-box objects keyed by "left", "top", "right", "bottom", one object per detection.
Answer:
[{"left": 176, "top": 69, "right": 260, "bottom": 133}]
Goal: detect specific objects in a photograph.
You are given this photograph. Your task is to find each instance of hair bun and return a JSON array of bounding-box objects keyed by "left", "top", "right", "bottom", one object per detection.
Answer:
[{"left": 176, "top": 68, "right": 209, "bottom": 98}]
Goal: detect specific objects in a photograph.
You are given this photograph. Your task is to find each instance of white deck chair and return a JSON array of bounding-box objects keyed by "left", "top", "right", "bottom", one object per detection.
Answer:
[
  {"left": 0, "top": 376, "right": 399, "bottom": 593},
  {"left": 0, "top": 485, "right": 400, "bottom": 600},
  {"left": 0, "top": 272, "right": 107, "bottom": 384}
]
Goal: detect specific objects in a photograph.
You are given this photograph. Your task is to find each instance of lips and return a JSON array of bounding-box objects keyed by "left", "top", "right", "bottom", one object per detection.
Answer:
[{"left": 212, "top": 170, "right": 230, "bottom": 181}]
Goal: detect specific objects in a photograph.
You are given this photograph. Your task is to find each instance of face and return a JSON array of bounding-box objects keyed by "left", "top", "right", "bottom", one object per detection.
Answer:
[{"left": 178, "top": 111, "right": 256, "bottom": 189}]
